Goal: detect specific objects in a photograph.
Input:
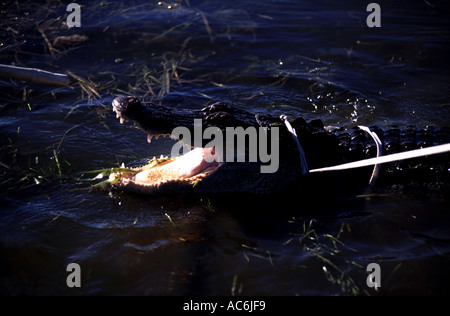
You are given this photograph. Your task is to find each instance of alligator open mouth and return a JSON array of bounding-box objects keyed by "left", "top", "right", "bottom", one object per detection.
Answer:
[
  {"left": 111, "top": 147, "right": 222, "bottom": 192},
  {"left": 108, "top": 97, "right": 223, "bottom": 194}
]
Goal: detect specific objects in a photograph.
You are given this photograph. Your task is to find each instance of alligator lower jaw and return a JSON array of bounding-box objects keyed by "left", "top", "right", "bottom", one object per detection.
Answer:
[{"left": 110, "top": 147, "right": 222, "bottom": 194}]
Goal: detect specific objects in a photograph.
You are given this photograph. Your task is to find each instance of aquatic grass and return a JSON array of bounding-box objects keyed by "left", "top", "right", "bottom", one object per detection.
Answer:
[
  {"left": 52, "top": 149, "right": 62, "bottom": 177},
  {"left": 0, "top": 133, "right": 85, "bottom": 197},
  {"left": 241, "top": 243, "right": 275, "bottom": 267},
  {"left": 66, "top": 71, "right": 101, "bottom": 100},
  {"left": 231, "top": 274, "right": 243, "bottom": 296},
  {"left": 1, "top": 1, "right": 153, "bottom": 104},
  {"left": 2, "top": 0, "right": 260, "bottom": 107},
  {"left": 165, "top": 213, "right": 175, "bottom": 226},
  {"left": 291, "top": 219, "right": 367, "bottom": 295},
  {"left": 1, "top": 2, "right": 105, "bottom": 104},
  {"left": 0, "top": 159, "right": 72, "bottom": 196}
]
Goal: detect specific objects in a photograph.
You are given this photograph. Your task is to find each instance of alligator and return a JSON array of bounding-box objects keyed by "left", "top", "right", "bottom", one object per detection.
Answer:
[{"left": 99, "top": 96, "right": 450, "bottom": 196}]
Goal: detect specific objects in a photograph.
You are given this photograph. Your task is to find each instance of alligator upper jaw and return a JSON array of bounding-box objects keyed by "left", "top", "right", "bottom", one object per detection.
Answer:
[
  {"left": 112, "top": 96, "right": 199, "bottom": 143},
  {"left": 112, "top": 96, "right": 141, "bottom": 124}
]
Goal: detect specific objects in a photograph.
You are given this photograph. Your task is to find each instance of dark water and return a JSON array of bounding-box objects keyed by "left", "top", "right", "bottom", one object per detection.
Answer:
[{"left": 1, "top": 0, "right": 450, "bottom": 295}]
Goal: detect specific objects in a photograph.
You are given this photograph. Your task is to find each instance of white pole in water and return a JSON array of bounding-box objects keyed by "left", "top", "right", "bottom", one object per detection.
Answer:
[
  {"left": 309, "top": 143, "right": 450, "bottom": 173},
  {"left": 280, "top": 115, "right": 309, "bottom": 175}
]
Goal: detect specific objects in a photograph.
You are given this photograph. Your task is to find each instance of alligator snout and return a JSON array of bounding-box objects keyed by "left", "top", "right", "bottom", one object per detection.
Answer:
[{"left": 112, "top": 96, "right": 144, "bottom": 121}]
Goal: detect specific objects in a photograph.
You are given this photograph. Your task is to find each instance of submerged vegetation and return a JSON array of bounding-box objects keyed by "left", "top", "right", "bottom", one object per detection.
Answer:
[
  {"left": 290, "top": 219, "right": 367, "bottom": 295},
  {"left": 1, "top": 1, "right": 214, "bottom": 105}
]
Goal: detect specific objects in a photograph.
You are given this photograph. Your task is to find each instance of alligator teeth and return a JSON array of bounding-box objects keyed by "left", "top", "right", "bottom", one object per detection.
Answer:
[
  {"left": 147, "top": 135, "right": 152, "bottom": 143},
  {"left": 120, "top": 117, "right": 124, "bottom": 124},
  {"left": 116, "top": 113, "right": 120, "bottom": 119}
]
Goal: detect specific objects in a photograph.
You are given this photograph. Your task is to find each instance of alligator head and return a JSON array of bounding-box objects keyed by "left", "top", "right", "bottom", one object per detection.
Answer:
[{"left": 106, "top": 96, "right": 331, "bottom": 195}]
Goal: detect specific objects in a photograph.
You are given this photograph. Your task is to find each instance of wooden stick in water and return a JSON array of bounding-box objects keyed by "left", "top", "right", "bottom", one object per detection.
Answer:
[{"left": 0, "top": 64, "right": 72, "bottom": 86}]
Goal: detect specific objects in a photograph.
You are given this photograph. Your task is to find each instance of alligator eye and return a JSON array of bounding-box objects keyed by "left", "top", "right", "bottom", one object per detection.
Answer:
[
  {"left": 126, "top": 96, "right": 140, "bottom": 107},
  {"left": 205, "top": 111, "right": 235, "bottom": 125}
]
